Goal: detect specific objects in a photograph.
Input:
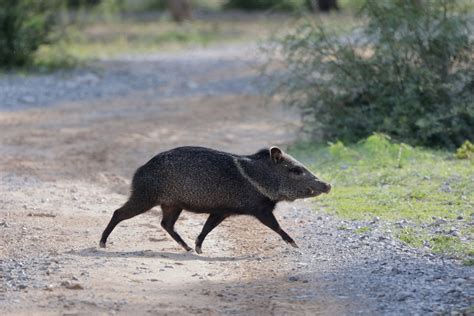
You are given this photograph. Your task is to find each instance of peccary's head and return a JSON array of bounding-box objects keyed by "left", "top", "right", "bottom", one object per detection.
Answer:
[{"left": 267, "top": 147, "right": 331, "bottom": 202}]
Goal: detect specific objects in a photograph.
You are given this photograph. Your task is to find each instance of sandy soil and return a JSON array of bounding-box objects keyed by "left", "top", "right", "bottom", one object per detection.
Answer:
[{"left": 0, "top": 77, "right": 353, "bottom": 315}]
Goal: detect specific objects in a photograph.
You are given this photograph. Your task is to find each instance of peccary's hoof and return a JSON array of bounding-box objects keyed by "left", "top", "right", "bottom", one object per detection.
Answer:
[
  {"left": 182, "top": 244, "right": 192, "bottom": 252},
  {"left": 99, "top": 241, "right": 106, "bottom": 248},
  {"left": 289, "top": 241, "right": 299, "bottom": 248},
  {"left": 195, "top": 246, "right": 202, "bottom": 254}
]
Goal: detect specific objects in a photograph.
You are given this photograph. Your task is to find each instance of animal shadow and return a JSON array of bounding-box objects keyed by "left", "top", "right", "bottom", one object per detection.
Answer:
[{"left": 73, "top": 247, "right": 255, "bottom": 262}]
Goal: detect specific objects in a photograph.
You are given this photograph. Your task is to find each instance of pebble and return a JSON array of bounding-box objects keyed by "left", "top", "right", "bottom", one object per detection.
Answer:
[
  {"left": 61, "top": 280, "right": 84, "bottom": 290},
  {"left": 396, "top": 291, "right": 413, "bottom": 302}
]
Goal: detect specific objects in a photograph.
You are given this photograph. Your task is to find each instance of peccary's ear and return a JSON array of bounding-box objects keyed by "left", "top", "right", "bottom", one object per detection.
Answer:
[{"left": 270, "top": 146, "right": 283, "bottom": 163}]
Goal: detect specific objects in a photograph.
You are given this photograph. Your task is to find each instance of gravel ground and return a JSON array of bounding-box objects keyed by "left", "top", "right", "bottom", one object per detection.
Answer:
[
  {"left": 289, "top": 206, "right": 473, "bottom": 315},
  {"left": 0, "top": 45, "right": 264, "bottom": 111},
  {"left": 0, "top": 44, "right": 472, "bottom": 315}
]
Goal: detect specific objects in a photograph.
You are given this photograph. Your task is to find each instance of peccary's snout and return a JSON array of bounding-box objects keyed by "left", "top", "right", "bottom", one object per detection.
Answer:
[
  {"left": 309, "top": 181, "right": 331, "bottom": 195},
  {"left": 321, "top": 182, "right": 331, "bottom": 193}
]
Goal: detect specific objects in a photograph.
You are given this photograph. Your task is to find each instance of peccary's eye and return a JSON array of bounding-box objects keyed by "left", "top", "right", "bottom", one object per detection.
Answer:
[{"left": 289, "top": 167, "right": 303, "bottom": 175}]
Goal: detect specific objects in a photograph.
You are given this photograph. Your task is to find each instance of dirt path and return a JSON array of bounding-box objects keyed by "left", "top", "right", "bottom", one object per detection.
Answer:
[{"left": 1, "top": 45, "right": 472, "bottom": 315}]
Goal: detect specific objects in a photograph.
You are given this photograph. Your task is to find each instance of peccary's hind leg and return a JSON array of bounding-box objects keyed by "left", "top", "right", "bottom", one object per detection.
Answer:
[
  {"left": 195, "top": 214, "right": 228, "bottom": 254},
  {"left": 100, "top": 198, "right": 154, "bottom": 248},
  {"left": 255, "top": 210, "right": 298, "bottom": 248},
  {"left": 161, "top": 204, "right": 191, "bottom": 252}
]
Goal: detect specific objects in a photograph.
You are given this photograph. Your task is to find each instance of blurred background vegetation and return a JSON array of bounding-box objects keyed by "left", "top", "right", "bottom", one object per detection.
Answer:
[
  {"left": 2, "top": 1, "right": 471, "bottom": 151},
  {"left": 1, "top": 0, "right": 472, "bottom": 259},
  {"left": 0, "top": 0, "right": 362, "bottom": 69},
  {"left": 274, "top": 0, "right": 473, "bottom": 149}
]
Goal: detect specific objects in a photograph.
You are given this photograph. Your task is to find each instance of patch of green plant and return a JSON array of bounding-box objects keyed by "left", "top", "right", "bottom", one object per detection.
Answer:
[
  {"left": 463, "top": 258, "right": 474, "bottom": 266},
  {"left": 0, "top": 0, "right": 61, "bottom": 68},
  {"left": 397, "top": 228, "right": 473, "bottom": 258},
  {"left": 430, "top": 235, "right": 472, "bottom": 257},
  {"left": 30, "top": 41, "right": 78, "bottom": 72},
  {"left": 354, "top": 226, "right": 370, "bottom": 234},
  {"left": 337, "top": 224, "right": 349, "bottom": 230},
  {"left": 47, "top": 13, "right": 308, "bottom": 61},
  {"left": 289, "top": 134, "right": 474, "bottom": 258},
  {"left": 273, "top": 0, "right": 474, "bottom": 149},
  {"left": 455, "top": 140, "right": 474, "bottom": 160},
  {"left": 59, "top": 20, "right": 226, "bottom": 60},
  {"left": 398, "top": 227, "right": 424, "bottom": 248}
]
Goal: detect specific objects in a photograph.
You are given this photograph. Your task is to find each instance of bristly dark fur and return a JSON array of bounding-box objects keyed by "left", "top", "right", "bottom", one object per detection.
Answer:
[
  {"left": 99, "top": 146, "right": 330, "bottom": 254},
  {"left": 247, "top": 148, "right": 270, "bottom": 160}
]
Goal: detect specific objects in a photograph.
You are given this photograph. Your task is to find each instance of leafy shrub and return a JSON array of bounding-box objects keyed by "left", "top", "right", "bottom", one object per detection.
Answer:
[
  {"left": 454, "top": 140, "right": 474, "bottom": 159},
  {"left": 225, "top": 0, "right": 306, "bottom": 11},
  {"left": 273, "top": 0, "right": 473, "bottom": 149},
  {"left": 0, "top": 0, "right": 60, "bottom": 67}
]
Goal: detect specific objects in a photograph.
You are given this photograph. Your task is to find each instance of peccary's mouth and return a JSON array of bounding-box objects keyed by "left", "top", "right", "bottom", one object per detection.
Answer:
[
  {"left": 307, "top": 183, "right": 331, "bottom": 197},
  {"left": 304, "top": 188, "right": 321, "bottom": 197}
]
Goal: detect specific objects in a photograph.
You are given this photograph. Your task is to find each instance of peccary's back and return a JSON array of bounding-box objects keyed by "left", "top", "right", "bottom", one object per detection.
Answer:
[{"left": 132, "top": 147, "right": 263, "bottom": 211}]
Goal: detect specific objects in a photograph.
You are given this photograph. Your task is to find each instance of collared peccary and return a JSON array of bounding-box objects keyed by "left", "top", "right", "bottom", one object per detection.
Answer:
[{"left": 100, "top": 146, "right": 331, "bottom": 254}]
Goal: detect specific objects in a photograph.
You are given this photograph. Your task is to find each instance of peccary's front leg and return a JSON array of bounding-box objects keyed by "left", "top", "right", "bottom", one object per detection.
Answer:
[
  {"left": 195, "top": 214, "right": 228, "bottom": 254},
  {"left": 255, "top": 211, "right": 298, "bottom": 248},
  {"left": 161, "top": 204, "right": 192, "bottom": 252}
]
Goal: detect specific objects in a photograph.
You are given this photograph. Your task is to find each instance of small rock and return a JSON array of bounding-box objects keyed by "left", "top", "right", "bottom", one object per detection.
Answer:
[
  {"left": 430, "top": 218, "right": 447, "bottom": 227},
  {"left": 61, "top": 280, "right": 83, "bottom": 290},
  {"left": 448, "top": 229, "right": 460, "bottom": 237},
  {"left": 440, "top": 182, "right": 452, "bottom": 193},
  {"left": 396, "top": 291, "right": 413, "bottom": 302},
  {"left": 371, "top": 216, "right": 380, "bottom": 224},
  {"left": 43, "top": 284, "right": 54, "bottom": 291},
  {"left": 453, "top": 278, "right": 465, "bottom": 285},
  {"left": 391, "top": 267, "right": 402, "bottom": 275},
  {"left": 445, "top": 287, "right": 462, "bottom": 298},
  {"left": 288, "top": 276, "right": 299, "bottom": 282},
  {"left": 149, "top": 237, "right": 167, "bottom": 242}
]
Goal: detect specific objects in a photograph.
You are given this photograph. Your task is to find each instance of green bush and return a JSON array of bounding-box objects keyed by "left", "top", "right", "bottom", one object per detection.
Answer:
[
  {"left": 274, "top": 0, "right": 473, "bottom": 149},
  {"left": 225, "top": 0, "right": 306, "bottom": 11},
  {"left": 0, "top": 0, "right": 60, "bottom": 67},
  {"left": 454, "top": 140, "right": 474, "bottom": 159}
]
